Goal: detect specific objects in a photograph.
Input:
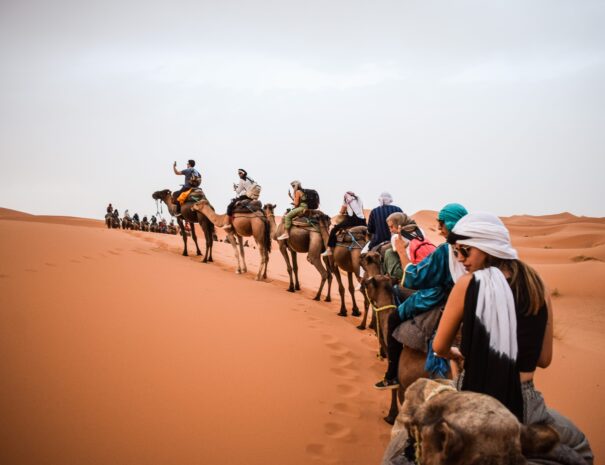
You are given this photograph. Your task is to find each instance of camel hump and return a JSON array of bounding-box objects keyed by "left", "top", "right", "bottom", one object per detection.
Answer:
[
  {"left": 233, "top": 198, "right": 263, "bottom": 213},
  {"left": 335, "top": 225, "right": 367, "bottom": 244}
]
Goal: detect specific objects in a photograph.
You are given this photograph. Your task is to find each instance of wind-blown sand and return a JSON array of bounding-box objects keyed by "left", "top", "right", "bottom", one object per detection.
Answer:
[{"left": 1, "top": 207, "right": 604, "bottom": 463}]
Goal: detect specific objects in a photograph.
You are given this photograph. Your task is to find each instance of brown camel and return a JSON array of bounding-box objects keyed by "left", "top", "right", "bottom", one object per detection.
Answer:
[
  {"left": 193, "top": 199, "right": 271, "bottom": 280},
  {"left": 363, "top": 274, "right": 445, "bottom": 425},
  {"left": 151, "top": 189, "right": 214, "bottom": 262},
  {"left": 105, "top": 213, "right": 112, "bottom": 229},
  {"left": 263, "top": 204, "right": 333, "bottom": 301},
  {"left": 358, "top": 251, "right": 386, "bottom": 330},
  {"left": 330, "top": 225, "right": 368, "bottom": 317},
  {"left": 382, "top": 378, "right": 560, "bottom": 465}
]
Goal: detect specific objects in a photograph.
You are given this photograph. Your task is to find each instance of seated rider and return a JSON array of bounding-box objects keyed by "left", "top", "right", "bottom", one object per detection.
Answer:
[
  {"left": 382, "top": 212, "right": 436, "bottom": 280},
  {"left": 277, "top": 180, "right": 307, "bottom": 241},
  {"left": 375, "top": 203, "right": 468, "bottom": 390},
  {"left": 106, "top": 203, "right": 113, "bottom": 214},
  {"left": 322, "top": 191, "right": 366, "bottom": 257},
  {"left": 150, "top": 215, "right": 157, "bottom": 224},
  {"left": 172, "top": 159, "right": 201, "bottom": 217},
  {"left": 133, "top": 213, "right": 140, "bottom": 222},
  {"left": 224, "top": 168, "right": 257, "bottom": 229},
  {"left": 124, "top": 209, "right": 130, "bottom": 219},
  {"left": 366, "top": 192, "right": 403, "bottom": 250},
  {"left": 142, "top": 216, "right": 148, "bottom": 223},
  {"left": 112, "top": 209, "right": 119, "bottom": 218}
]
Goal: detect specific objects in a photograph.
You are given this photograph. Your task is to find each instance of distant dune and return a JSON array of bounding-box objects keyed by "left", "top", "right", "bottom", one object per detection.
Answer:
[{"left": 1, "top": 207, "right": 604, "bottom": 463}]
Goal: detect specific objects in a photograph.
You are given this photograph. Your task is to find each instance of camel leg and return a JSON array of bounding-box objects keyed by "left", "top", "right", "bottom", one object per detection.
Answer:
[
  {"left": 357, "top": 284, "right": 371, "bottom": 330},
  {"left": 205, "top": 219, "right": 214, "bottom": 263},
  {"left": 255, "top": 242, "right": 265, "bottom": 281},
  {"left": 226, "top": 232, "right": 243, "bottom": 273},
  {"left": 280, "top": 244, "right": 296, "bottom": 292},
  {"left": 189, "top": 222, "right": 202, "bottom": 256},
  {"left": 332, "top": 267, "right": 347, "bottom": 316},
  {"left": 369, "top": 307, "right": 377, "bottom": 331},
  {"left": 348, "top": 272, "right": 361, "bottom": 317},
  {"left": 178, "top": 218, "right": 188, "bottom": 256},
  {"left": 322, "top": 256, "right": 332, "bottom": 302},
  {"left": 307, "top": 240, "right": 328, "bottom": 301},
  {"left": 237, "top": 234, "right": 247, "bottom": 273},
  {"left": 292, "top": 251, "right": 301, "bottom": 291},
  {"left": 385, "top": 390, "right": 399, "bottom": 425}
]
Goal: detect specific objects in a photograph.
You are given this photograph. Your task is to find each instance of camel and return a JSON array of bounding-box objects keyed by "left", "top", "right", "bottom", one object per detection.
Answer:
[
  {"left": 193, "top": 199, "right": 271, "bottom": 280},
  {"left": 330, "top": 224, "right": 368, "bottom": 317},
  {"left": 264, "top": 204, "right": 333, "bottom": 301},
  {"left": 358, "top": 251, "right": 386, "bottom": 330},
  {"left": 105, "top": 213, "right": 112, "bottom": 229},
  {"left": 382, "top": 378, "right": 560, "bottom": 465},
  {"left": 122, "top": 216, "right": 132, "bottom": 230},
  {"left": 151, "top": 190, "right": 214, "bottom": 262},
  {"left": 363, "top": 274, "right": 446, "bottom": 425}
]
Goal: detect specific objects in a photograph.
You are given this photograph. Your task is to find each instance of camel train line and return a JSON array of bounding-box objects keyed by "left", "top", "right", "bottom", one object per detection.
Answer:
[{"left": 106, "top": 185, "right": 593, "bottom": 463}]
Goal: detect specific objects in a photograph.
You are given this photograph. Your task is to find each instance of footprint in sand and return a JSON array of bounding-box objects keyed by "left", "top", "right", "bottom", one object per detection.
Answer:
[
  {"left": 336, "top": 383, "right": 361, "bottom": 398},
  {"left": 332, "top": 402, "right": 361, "bottom": 418},
  {"left": 0, "top": 274, "right": 9, "bottom": 279},
  {"left": 331, "top": 355, "right": 355, "bottom": 368},
  {"left": 70, "top": 259, "right": 81, "bottom": 264},
  {"left": 24, "top": 268, "right": 38, "bottom": 273},
  {"left": 107, "top": 250, "right": 121, "bottom": 256},
  {"left": 323, "top": 422, "right": 352, "bottom": 439},
  {"left": 82, "top": 256, "right": 93, "bottom": 260},
  {"left": 45, "top": 262, "right": 57, "bottom": 267},
  {"left": 330, "top": 367, "right": 359, "bottom": 381},
  {"left": 320, "top": 334, "right": 338, "bottom": 344},
  {"left": 305, "top": 443, "right": 327, "bottom": 458},
  {"left": 324, "top": 342, "right": 350, "bottom": 355}
]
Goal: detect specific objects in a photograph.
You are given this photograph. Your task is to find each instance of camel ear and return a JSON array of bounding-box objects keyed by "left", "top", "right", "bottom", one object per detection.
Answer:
[
  {"left": 520, "top": 424, "right": 559, "bottom": 456},
  {"left": 430, "top": 420, "right": 464, "bottom": 462}
]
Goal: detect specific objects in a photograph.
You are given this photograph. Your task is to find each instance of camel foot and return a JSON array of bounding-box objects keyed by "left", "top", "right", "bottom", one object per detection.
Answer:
[
  {"left": 369, "top": 321, "right": 377, "bottom": 331},
  {"left": 352, "top": 309, "right": 361, "bottom": 317},
  {"left": 287, "top": 288, "right": 295, "bottom": 293},
  {"left": 182, "top": 252, "right": 188, "bottom": 257},
  {"left": 196, "top": 251, "right": 202, "bottom": 256},
  {"left": 324, "top": 297, "right": 331, "bottom": 303},
  {"left": 208, "top": 258, "right": 213, "bottom": 262},
  {"left": 236, "top": 270, "right": 242, "bottom": 274},
  {"left": 295, "top": 285, "right": 301, "bottom": 291},
  {"left": 356, "top": 324, "right": 366, "bottom": 330},
  {"left": 383, "top": 415, "right": 396, "bottom": 425},
  {"left": 313, "top": 296, "right": 320, "bottom": 301},
  {"left": 337, "top": 310, "right": 347, "bottom": 317}
]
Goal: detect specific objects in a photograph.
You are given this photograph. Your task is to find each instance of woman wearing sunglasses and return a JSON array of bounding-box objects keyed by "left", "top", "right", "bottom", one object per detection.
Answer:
[
  {"left": 433, "top": 212, "right": 593, "bottom": 462},
  {"left": 375, "top": 203, "right": 468, "bottom": 389}
]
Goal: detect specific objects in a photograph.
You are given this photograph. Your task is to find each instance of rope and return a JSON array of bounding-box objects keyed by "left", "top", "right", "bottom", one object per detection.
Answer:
[{"left": 364, "top": 287, "right": 397, "bottom": 359}]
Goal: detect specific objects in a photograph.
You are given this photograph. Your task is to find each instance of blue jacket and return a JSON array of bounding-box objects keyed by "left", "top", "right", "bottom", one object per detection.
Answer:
[
  {"left": 367, "top": 204, "right": 403, "bottom": 249},
  {"left": 398, "top": 243, "right": 455, "bottom": 320}
]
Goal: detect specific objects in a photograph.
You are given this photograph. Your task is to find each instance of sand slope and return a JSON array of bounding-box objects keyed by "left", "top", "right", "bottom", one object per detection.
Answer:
[{"left": 1, "top": 208, "right": 604, "bottom": 463}]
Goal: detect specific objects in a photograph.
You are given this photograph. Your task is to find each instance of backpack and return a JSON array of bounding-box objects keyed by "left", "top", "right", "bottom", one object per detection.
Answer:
[
  {"left": 303, "top": 189, "right": 320, "bottom": 210},
  {"left": 245, "top": 176, "right": 262, "bottom": 200},
  {"left": 400, "top": 228, "right": 436, "bottom": 264},
  {"left": 189, "top": 169, "right": 201, "bottom": 187}
]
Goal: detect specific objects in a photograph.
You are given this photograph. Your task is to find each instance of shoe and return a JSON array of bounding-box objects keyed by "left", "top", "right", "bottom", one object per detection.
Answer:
[
  {"left": 222, "top": 224, "right": 233, "bottom": 230},
  {"left": 321, "top": 249, "right": 333, "bottom": 257},
  {"left": 374, "top": 378, "right": 399, "bottom": 390},
  {"left": 277, "top": 233, "right": 289, "bottom": 241}
]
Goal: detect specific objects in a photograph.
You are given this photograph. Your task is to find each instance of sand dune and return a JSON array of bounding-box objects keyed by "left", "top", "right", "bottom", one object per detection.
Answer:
[{"left": 1, "top": 208, "right": 604, "bottom": 463}]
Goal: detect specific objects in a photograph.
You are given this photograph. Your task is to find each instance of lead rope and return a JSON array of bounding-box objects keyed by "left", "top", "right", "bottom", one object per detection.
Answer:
[{"left": 364, "top": 287, "right": 397, "bottom": 359}]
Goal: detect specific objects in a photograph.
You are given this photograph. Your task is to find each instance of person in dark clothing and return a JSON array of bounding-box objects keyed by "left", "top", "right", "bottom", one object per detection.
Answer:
[
  {"left": 173, "top": 159, "right": 201, "bottom": 217},
  {"left": 366, "top": 192, "right": 403, "bottom": 250},
  {"left": 224, "top": 168, "right": 256, "bottom": 230},
  {"left": 106, "top": 203, "right": 113, "bottom": 214}
]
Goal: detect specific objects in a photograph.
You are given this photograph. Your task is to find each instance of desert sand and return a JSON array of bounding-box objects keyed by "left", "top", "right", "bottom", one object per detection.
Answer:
[{"left": 1, "top": 206, "right": 604, "bottom": 464}]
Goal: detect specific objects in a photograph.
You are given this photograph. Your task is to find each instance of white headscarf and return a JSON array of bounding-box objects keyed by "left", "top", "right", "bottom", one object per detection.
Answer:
[
  {"left": 378, "top": 192, "right": 393, "bottom": 206},
  {"left": 452, "top": 212, "right": 518, "bottom": 260}
]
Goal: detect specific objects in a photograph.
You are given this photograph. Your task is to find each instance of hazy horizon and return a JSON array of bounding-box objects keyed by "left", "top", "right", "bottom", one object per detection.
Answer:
[{"left": 1, "top": 0, "right": 604, "bottom": 220}]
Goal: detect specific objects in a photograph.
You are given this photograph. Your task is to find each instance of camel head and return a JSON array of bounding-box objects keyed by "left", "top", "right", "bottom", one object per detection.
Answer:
[
  {"left": 263, "top": 203, "right": 276, "bottom": 216},
  {"left": 360, "top": 251, "right": 382, "bottom": 274},
  {"left": 363, "top": 274, "right": 393, "bottom": 306},
  {"left": 152, "top": 189, "right": 172, "bottom": 201},
  {"left": 191, "top": 198, "right": 210, "bottom": 213},
  {"left": 397, "top": 379, "right": 559, "bottom": 465}
]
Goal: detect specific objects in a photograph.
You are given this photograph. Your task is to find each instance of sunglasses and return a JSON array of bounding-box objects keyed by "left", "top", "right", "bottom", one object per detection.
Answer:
[{"left": 453, "top": 245, "right": 472, "bottom": 259}]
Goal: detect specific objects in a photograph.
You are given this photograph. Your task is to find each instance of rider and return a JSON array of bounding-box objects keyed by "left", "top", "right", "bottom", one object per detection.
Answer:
[
  {"left": 277, "top": 180, "right": 308, "bottom": 241},
  {"left": 133, "top": 213, "right": 140, "bottom": 222},
  {"left": 112, "top": 209, "right": 119, "bottom": 218},
  {"left": 173, "top": 159, "right": 201, "bottom": 217},
  {"left": 106, "top": 203, "right": 113, "bottom": 214},
  {"left": 366, "top": 192, "right": 403, "bottom": 250},
  {"left": 224, "top": 168, "right": 257, "bottom": 230},
  {"left": 124, "top": 209, "right": 130, "bottom": 219},
  {"left": 322, "top": 191, "right": 366, "bottom": 257}
]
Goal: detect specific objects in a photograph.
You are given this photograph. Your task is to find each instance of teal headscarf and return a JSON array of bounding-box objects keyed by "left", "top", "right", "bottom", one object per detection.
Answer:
[{"left": 438, "top": 203, "right": 468, "bottom": 232}]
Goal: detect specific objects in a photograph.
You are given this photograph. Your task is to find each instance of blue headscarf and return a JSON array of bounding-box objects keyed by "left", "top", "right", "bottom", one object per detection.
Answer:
[{"left": 438, "top": 203, "right": 468, "bottom": 232}]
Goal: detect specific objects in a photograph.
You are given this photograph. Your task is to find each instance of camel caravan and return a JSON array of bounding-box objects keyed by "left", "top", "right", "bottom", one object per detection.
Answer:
[
  {"left": 109, "top": 160, "right": 594, "bottom": 464},
  {"left": 105, "top": 204, "right": 178, "bottom": 235}
]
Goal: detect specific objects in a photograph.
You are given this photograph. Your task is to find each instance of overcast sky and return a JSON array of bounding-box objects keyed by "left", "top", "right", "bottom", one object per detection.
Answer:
[{"left": 1, "top": 0, "right": 604, "bottom": 220}]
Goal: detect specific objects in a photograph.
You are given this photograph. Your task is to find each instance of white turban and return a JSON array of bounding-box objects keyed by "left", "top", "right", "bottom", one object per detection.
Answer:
[
  {"left": 452, "top": 212, "right": 518, "bottom": 260},
  {"left": 378, "top": 192, "right": 393, "bottom": 206}
]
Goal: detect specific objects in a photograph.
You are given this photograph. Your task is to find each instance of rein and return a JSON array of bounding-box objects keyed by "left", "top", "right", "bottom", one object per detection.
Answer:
[{"left": 364, "top": 287, "right": 397, "bottom": 359}]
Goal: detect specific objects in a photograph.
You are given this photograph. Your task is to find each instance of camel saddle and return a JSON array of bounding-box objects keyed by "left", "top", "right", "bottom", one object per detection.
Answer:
[
  {"left": 233, "top": 198, "right": 263, "bottom": 214},
  {"left": 392, "top": 306, "right": 444, "bottom": 353},
  {"left": 335, "top": 225, "right": 368, "bottom": 244},
  {"left": 292, "top": 209, "right": 329, "bottom": 229},
  {"left": 174, "top": 188, "right": 206, "bottom": 205}
]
